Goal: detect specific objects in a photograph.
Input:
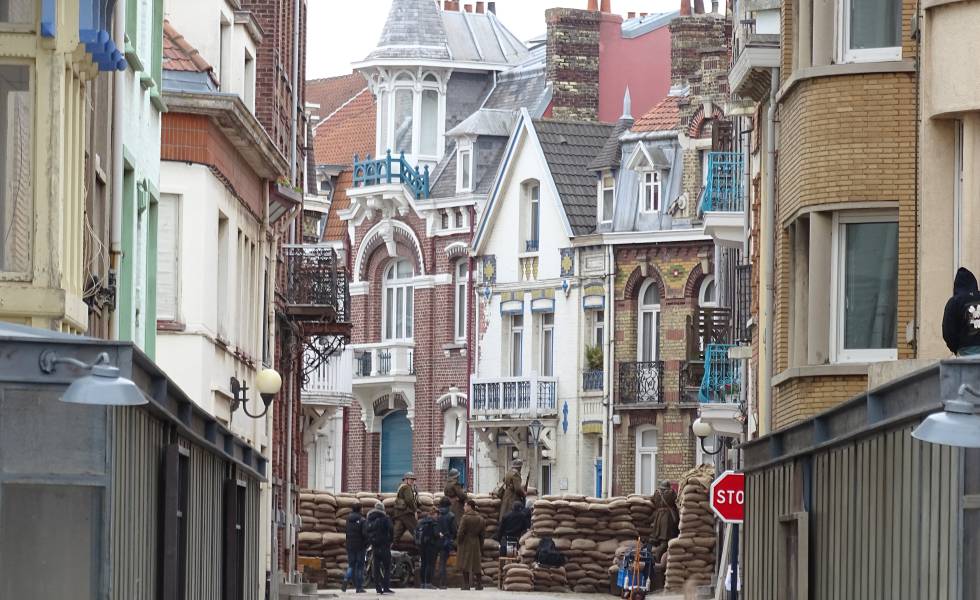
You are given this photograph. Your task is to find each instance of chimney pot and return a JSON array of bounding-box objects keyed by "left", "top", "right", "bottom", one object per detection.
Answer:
[
  {"left": 710, "top": 0, "right": 718, "bottom": 11},
  {"left": 476, "top": 1, "right": 484, "bottom": 12},
  {"left": 464, "top": 3, "right": 472, "bottom": 12},
  {"left": 640, "top": 11, "right": 647, "bottom": 16},
  {"left": 487, "top": 1, "right": 496, "bottom": 12},
  {"left": 694, "top": 0, "right": 705, "bottom": 12},
  {"left": 600, "top": 0, "right": 611, "bottom": 12},
  {"left": 627, "top": 11, "right": 635, "bottom": 18},
  {"left": 587, "top": 0, "right": 599, "bottom": 10},
  {"left": 679, "top": 0, "right": 691, "bottom": 15}
]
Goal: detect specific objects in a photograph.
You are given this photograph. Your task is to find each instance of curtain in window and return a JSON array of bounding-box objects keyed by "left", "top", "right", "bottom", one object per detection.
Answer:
[
  {"left": 843, "top": 222, "right": 898, "bottom": 349},
  {"left": 420, "top": 90, "right": 438, "bottom": 156},
  {"left": 850, "top": 0, "right": 901, "bottom": 49}
]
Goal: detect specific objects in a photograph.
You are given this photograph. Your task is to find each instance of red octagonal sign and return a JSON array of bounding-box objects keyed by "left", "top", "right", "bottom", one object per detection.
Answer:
[{"left": 709, "top": 470, "right": 745, "bottom": 524}]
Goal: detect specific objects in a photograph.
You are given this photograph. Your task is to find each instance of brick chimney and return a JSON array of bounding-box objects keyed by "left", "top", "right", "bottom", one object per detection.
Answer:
[
  {"left": 445, "top": 0, "right": 459, "bottom": 10},
  {"left": 463, "top": 3, "right": 472, "bottom": 12},
  {"left": 600, "top": 0, "right": 611, "bottom": 11},
  {"left": 679, "top": 0, "right": 691, "bottom": 16},
  {"left": 487, "top": 1, "right": 496, "bottom": 12},
  {"left": 587, "top": 0, "right": 598, "bottom": 11},
  {"left": 475, "top": 1, "right": 484, "bottom": 13},
  {"left": 694, "top": 0, "right": 705, "bottom": 13},
  {"left": 546, "top": 7, "right": 601, "bottom": 121}
]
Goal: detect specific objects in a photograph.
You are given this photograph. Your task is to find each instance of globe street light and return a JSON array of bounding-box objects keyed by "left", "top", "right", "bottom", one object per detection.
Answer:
[{"left": 230, "top": 368, "right": 283, "bottom": 418}]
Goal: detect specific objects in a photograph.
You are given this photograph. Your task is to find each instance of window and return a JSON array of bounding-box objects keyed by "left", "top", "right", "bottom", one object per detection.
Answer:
[
  {"left": 635, "top": 427, "right": 658, "bottom": 495},
  {"left": 216, "top": 213, "right": 229, "bottom": 338},
  {"left": 699, "top": 275, "right": 717, "bottom": 308},
  {"left": 243, "top": 48, "right": 255, "bottom": 110},
  {"left": 420, "top": 89, "right": 439, "bottom": 156},
  {"left": 638, "top": 280, "right": 661, "bottom": 362},
  {"left": 457, "top": 146, "right": 473, "bottom": 192},
  {"left": 454, "top": 260, "right": 467, "bottom": 341},
  {"left": 592, "top": 309, "right": 605, "bottom": 348},
  {"left": 0, "top": 64, "right": 32, "bottom": 274},
  {"left": 540, "top": 464, "right": 553, "bottom": 496},
  {"left": 441, "top": 210, "right": 449, "bottom": 230},
  {"left": 599, "top": 173, "right": 615, "bottom": 223},
  {"left": 157, "top": 194, "right": 180, "bottom": 321},
  {"left": 642, "top": 171, "right": 660, "bottom": 213},
  {"left": 523, "top": 180, "right": 540, "bottom": 252},
  {"left": 218, "top": 15, "right": 232, "bottom": 90},
  {"left": 159, "top": 444, "right": 189, "bottom": 600},
  {"left": 383, "top": 259, "right": 414, "bottom": 340},
  {"left": 540, "top": 312, "right": 555, "bottom": 377},
  {"left": 842, "top": 0, "right": 901, "bottom": 62},
  {"left": 378, "top": 72, "right": 443, "bottom": 160},
  {"left": 833, "top": 215, "right": 898, "bottom": 362},
  {"left": 454, "top": 208, "right": 463, "bottom": 229},
  {"left": 0, "top": 0, "right": 33, "bottom": 25},
  {"left": 510, "top": 314, "right": 524, "bottom": 376},
  {"left": 392, "top": 87, "right": 414, "bottom": 154}
]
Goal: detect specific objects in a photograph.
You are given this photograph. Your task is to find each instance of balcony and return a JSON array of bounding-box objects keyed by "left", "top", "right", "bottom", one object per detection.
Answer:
[
  {"left": 699, "top": 152, "right": 745, "bottom": 247},
  {"left": 301, "top": 347, "right": 353, "bottom": 408},
  {"left": 281, "top": 244, "right": 351, "bottom": 334},
  {"left": 352, "top": 342, "right": 415, "bottom": 379},
  {"left": 352, "top": 151, "right": 431, "bottom": 199},
  {"left": 617, "top": 361, "right": 665, "bottom": 406},
  {"left": 698, "top": 343, "right": 743, "bottom": 435},
  {"left": 729, "top": 23, "right": 780, "bottom": 102},
  {"left": 470, "top": 375, "right": 558, "bottom": 421},
  {"left": 582, "top": 370, "right": 604, "bottom": 392}
]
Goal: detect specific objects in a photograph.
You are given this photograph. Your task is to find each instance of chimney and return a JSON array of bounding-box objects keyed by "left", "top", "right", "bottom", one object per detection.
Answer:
[
  {"left": 600, "top": 0, "right": 611, "bottom": 11},
  {"left": 545, "top": 7, "right": 601, "bottom": 121},
  {"left": 587, "top": 0, "right": 598, "bottom": 11},
  {"left": 627, "top": 11, "right": 635, "bottom": 18},
  {"left": 464, "top": 3, "right": 472, "bottom": 12},
  {"left": 487, "top": 1, "right": 496, "bottom": 12},
  {"left": 445, "top": 1, "right": 459, "bottom": 10},
  {"left": 640, "top": 12, "right": 647, "bottom": 16},
  {"left": 679, "top": 0, "right": 691, "bottom": 16},
  {"left": 476, "top": 1, "right": 484, "bottom": 13},
  {"left": 710, "top": 0, "right": 718, "bottom": 11},
  {"left": 694, "top": 0, "right": 705, "bottom": 12}
]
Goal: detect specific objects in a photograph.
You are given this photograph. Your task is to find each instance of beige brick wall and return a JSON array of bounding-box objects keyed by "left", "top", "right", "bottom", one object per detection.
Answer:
[{"left": 772, "top": 375, "right": 867, "bottom": 430}]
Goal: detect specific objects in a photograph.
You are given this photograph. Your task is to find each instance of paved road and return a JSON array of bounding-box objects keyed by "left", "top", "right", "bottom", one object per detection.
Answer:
[{"left": 318, "top": 589, "right": 686, "bottom": 600}]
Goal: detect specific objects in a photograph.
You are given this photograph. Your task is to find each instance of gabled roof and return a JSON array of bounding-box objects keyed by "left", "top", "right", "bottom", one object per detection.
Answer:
[
  {"left": 312, "top": 88, "right": 376, "bottom": 167},
  {"left": 631, "top": 95, "right": 682, "bottom": 133},
  {"left": 533, "top": 119, "right": 615, "bottom": 235},
  {"left": 307, "top": 73, "right": 370, "bottom": 123}
]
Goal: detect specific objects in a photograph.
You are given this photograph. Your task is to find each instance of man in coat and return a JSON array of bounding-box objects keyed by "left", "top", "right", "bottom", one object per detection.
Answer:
[
  {"left": 364, "top": 501, "right": 394, "bottom": 594},
  {"left": 456, "top": 499, "right": 486, "bottom": 590},
  {"left": 650, "top": 480, "right": 679, "bottom": 546},
  {"left": 435, "top": 497, "right": 457, "bottom": 590},
  {"left": 496, "top": 459, "right": 526, "bottom": 522},
  {"left": 416, "top": 507, "right": 442, "bottom": 589},
  {"left": 495, "top": 501, "right": 531, "bottom": 558},
  {"left": 341, "top": 504, "right": 367, "bottom": 593},
  {"left": 443, "top": 467, "right": 468, "bottom": 522},
  {"left": 393, "top": 471, "right": 419, "bottom": 544}
]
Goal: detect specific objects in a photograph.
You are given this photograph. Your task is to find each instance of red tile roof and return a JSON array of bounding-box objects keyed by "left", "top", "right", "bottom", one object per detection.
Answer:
[
  {"left": 163, "top": 20, "right": 214, "bottom": 75},
  {"left": 324, "top": 169, "right": 354, "bottom": 241},
  {"left": 631, "top": 95, "right": 682, "bottom": 133},
  {"left": 307, "top": 73, "right": 370, "bottom": 121},
  {"left": 312, "top": 87, "right": 376, "bottom": 166}
]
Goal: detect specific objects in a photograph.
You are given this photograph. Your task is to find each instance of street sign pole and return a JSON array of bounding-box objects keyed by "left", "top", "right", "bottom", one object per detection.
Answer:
[{"left": 729, "top": 523, "right": 739, "bottom": 600}]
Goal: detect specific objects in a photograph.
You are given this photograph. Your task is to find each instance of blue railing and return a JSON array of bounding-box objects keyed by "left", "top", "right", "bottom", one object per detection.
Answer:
[
  {"left": 699, "top": 343, "right": 741, "bottom": 403},
  {"left": 352, "top": 150, "right": 431, "bottom": 199},
  {"left": 699, "top": 151, "right": 744, "bottom": 213}
]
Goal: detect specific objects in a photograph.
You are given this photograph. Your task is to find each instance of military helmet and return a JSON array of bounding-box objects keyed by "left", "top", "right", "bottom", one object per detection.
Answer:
[
  {"left": 449, "top": 468, "right": 460, "bottom": 478},
  {"left": 403, "top": 471, "right": 416, "bottom": 480}
]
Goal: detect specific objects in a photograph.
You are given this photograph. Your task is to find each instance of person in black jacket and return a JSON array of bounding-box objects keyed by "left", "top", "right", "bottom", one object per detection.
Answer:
[
  {"left": 364, "top": 501, "right": 395, "bottom": 594},
  {"left": 342, "top": 504, "right": 368, "bottom": 593},
  {"left": 495, "top": 501, "right": 531, "bottom": 558},
  {"left": 416, "top": 507, "right": 442, "bottom": 589},
  {"left": 943, "top": 267, "right": 980, "bottom": 356},
  {"left": 435, "top": 497, "right": 457, "bottom": 590}
]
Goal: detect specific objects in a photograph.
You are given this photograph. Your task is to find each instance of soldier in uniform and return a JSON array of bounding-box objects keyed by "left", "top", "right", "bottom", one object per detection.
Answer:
[
  {"left": 393, "top": 472, "right": 419, "bottom": 544},
  {"left": 443, "top": 467, "right": 467, "bottom": 522},
  {"left": 496, "top": 458, "right": 526, "bottom": 522}
]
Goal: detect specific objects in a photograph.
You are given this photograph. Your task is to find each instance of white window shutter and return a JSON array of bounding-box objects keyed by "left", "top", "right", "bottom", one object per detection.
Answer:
[{"left": 157, "top": 194, "right": 180, "bottom": 321}]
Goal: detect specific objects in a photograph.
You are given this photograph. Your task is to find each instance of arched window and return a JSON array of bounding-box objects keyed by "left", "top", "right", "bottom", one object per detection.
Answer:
[
  {"left": 383, "top": 259, "right": 414, "bottom": 340},
  {"left": 635, "top": 426, "right": 658, "bottom": 495},
  {"left": 699, "top": 275, "right": 717, "bottom": 307},
  {"left": 638, "top": 279, "right": 661, "bottom": 362}
]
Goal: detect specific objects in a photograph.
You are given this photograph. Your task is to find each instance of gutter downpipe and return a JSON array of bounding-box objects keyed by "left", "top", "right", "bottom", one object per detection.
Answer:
[
  {"left": 110, "top": 0, "right": 125, "bottom": 338},
  {"left": 466, "top": 206, "right": 476, "bottom": 492},
  {"left": 603, "top": 243, "right": 615, "bottom": 497},
  {"left": 761, "top": 67, "right": 779, "bottom": 435},
  {"left": 290, "top": 0, "right": 301, "bottom": 185}
]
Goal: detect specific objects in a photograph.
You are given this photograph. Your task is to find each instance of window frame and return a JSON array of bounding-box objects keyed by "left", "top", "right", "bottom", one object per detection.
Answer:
[
  {"left": 829, "top": 211, "right": 899, "bottom": 363},
  {"left": 634, "top": 426, "right": 658, "bottom": 496},
  {"left": 456, "top": 142, "right": 473, "bottom": 193},
  {"left": 592, "top": 309, "right": 605, "bottom": 348},
  {"left": 382, "top": 259, "right": 415, "bottom": 341},
  {"left": 454, "top": 260, "right": 467, "bottom": 342},
  {"left": 598, "top": 172, "right": 615, "bottom": 224},
  {"left": 522, "top": 180, "right": 541, "bottom": 252},
  {"left": 0, "top": 61, "right": 34, "bottom": 280},
  {"left": 641, "top": 170, "right": 661, "bottom": 214},
  {"left": 838, "top": 0, "right": 902, "bottom": 64},
  {"left": 540, "top": 312, "right": 555, "bottom": 377},
  {"left": 157, "top": 193, "right": 181, "bottom": 322},
  {"left": 637, "top": 279, "right": 661, "bottom": 362},
  {"left": 699, "top": 275, "right": 718, "bottom": 308},
  {"left": 510, "top": 313, "right": 524, "bottom": 376},
  {"left": 379, "top": 71, "right": 444, "bottom": 162}
]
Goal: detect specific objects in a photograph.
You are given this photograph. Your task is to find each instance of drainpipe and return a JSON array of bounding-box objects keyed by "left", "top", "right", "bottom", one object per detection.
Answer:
[
  {"left": 603, "top": 244, "right": 615, "bottom": 497},
  {"left": 761, "top": 67, "right": 779, "bottom": 435},
  {"left": 110, "top": 0, "right": 125, "bottom": 338},
  {"left": 290, "top": 0, "right": 301, "bottom": 185},
  {"left": 466, "top": 205, "right": 476, "bottom": 492}
]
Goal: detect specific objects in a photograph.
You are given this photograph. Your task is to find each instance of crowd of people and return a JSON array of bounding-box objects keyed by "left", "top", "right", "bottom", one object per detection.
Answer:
[{"left": 338, "top": 459, "right": 681, "bottom": 594}]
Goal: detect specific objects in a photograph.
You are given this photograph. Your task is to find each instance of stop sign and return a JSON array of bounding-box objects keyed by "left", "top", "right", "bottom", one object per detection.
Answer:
[{"left": 709, "top": 470, "right": 745, "bottom": 523}]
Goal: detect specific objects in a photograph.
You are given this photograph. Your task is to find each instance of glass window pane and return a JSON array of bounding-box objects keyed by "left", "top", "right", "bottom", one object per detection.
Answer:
[
  {"left": 640, "top": 453, "right": 652, "bottom": 495},
  {"left": 512, "top": 331, "right": 522, "bottom": 375},
  {"left": 0, "top": 0, "right": 34, "bottom": 25},
  {"left": 0, "top": 64, "right": 32, "bottom": 273},
  {"left": 459, "top": 149, "right": 470, "bottom": 188},
  {"left": 603, "top": 189, "right": 614, "bottom": 220},
  {"left": 396, "top": 288, "right": 404, "bottom": 338},
  {"left": 1, "top": 484, "right": 102, "bottom": 599},
  {"left": 385, "top": 288, "right": 393, "bottom": 339},
  {"left": 642, "top": 282, "right": 660, "bottom": 306},
  {"left": 641, "top": 429, "right": 657, "bottom": 447},
  {"left": 641, "top": 312, "right": 652, "bottom": 361},
  {"left": 405, "top": 286, "right": 413, "bottom": 338},
  {"left": 543, "top": 329, "right": 553, "bottom": 376},
  {"left": 531, "top": 200, "right": 539, "bottom": 241},
  {"left": 850, "top": 0, "right": 901, "bottom": 49},
  {"left": 843, "top": 222, "right": 898, "bottom": 350},
  {"left": 530, "top": 184, "right": 539, "bottom": 201},
  {"left": 420, "top": 89, "right": 438, "bottom": 156},
  {"left": 393, "top": 88, "right": 413, "bottom": 154}
]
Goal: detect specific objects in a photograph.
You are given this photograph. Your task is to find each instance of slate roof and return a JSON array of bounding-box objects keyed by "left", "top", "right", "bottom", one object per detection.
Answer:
[
  {"left": 307, "top": 73, "right": 370, "bottom": 123},
  {"left": 429, "top": 141, "right": 507, "bottom": 198},
  {"left": 533, "top": 119, "right": 615, "bottom": 236},
  {"left": 587, "top": 116, "right": 634, "bottom": 171},
  {"left": 363, "top": 0, "right": 528, "bottom": 66},
  {"left": 482, "top": 44, "right": 549, "bottom": 114},
  {"left": 446, "top": 109, "right": 517, "bottom": 138},
  {"left": 632, "top": 95, "right": 682, "bottom": 133}
]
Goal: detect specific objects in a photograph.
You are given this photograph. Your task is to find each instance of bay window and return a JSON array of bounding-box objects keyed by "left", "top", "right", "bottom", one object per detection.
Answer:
[
  {"left": 392, "top": 87, "right": 414, "bottom": 156},
  {"left": 599, "top": 173, "right": 615, "bottom": 223},
  {"left": 376, "top": 71, "right": 444, "bottom": 161},
  {"left": 842, "top": 0, "right": 901, "bottom": 62},
  {"left": 642, "top": 171, "right": 660, "bottom": 213},
  {"left": 383, "top": 259, "right": 414, "bottom": 340}
]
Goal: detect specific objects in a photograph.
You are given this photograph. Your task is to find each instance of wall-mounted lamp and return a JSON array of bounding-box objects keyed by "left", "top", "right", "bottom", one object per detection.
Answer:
[
  {"left": 230, "top": 368, "right": 282, "bottom": 418},
  {"left": 912, "top": 383, "right": 980, "bottom": 447},
  {"left": 39, "top": 350, "right": 146, "bottom": 406},
  {"left": 692, "top": 417, "right": 732, "bottom": 456}
]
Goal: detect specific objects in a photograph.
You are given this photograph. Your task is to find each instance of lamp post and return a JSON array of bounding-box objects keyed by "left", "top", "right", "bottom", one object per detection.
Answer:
[
  {"left": 912, "top": 383, "right": 980, "bottom": 447},
  {"left": 230, "top": 368, "right": 283, "bottom": 418},
  {"left": 528, "top": 419, "right": 543, "bottom": 492}
]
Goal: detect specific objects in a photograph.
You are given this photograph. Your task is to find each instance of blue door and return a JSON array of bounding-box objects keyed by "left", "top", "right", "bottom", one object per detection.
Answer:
[
  {"left": 380, "top": 410, "right": 413, "bottom": 492},
  {"left": 448, "top": 457, "right": 467, "bottom": 488}
]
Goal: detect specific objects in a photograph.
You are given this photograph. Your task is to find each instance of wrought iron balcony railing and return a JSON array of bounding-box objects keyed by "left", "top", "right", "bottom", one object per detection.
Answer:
[
  {"left": 699, "top": 343, "right": 741, "bottom": 403},
  {"left": 281, "top": 244, "right": 350, "bottom": 324},
  {"left": 582, "top": 370, "right": 604, "bottom": 391},
  {"left": 617, "top": 361, "right": 665, "bottom": 404},
  {"left": 352, "top": 150, "right": 431, "bottom": 199},
  {"left": 699, "top": 151, "right": 744, "bottom": 214},
  {"left": 471, "top": 376, "right": 558, "bottom": 419}
]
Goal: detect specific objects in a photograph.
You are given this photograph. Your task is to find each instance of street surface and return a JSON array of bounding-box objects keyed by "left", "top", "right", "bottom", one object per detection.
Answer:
[{"left": 318, "top": 590, "right": 686, "bottom": 600}]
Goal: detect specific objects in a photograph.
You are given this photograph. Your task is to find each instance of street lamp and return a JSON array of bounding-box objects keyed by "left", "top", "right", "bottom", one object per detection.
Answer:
[
  {"left": 912, "top": 383, "right": 980, "bottom": 447},
  {"left": 230, "top": 368, "right": 282, "bottom": 418},
  {"left": 528, "top": 419, "right": 544, "bottom": 448},
  {"left": 39, "top": 350, "right": 146, "bottom": 406},
  {"left": 693, "top": 417, "right": 732, "bottom": 456}
]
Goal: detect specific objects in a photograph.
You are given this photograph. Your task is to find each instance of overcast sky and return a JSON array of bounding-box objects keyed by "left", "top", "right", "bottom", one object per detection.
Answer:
[{"left": 307, "top": 0, "right": 679, "bottom": 80}]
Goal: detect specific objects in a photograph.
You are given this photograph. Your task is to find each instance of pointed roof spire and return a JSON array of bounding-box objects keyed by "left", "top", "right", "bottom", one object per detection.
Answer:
[
  {"left": 364, "top": 0, "right": 451, "bottom": 62},
  {"left": 621, "top": 86, "right": 632, "bottom": 120}
]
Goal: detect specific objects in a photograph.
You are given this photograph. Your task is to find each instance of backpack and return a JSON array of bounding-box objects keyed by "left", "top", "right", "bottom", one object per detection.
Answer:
[
  {"left": 414, "top": 518, "right": 439, "bottom": 547},
  {"left": 535, "top": 536, "right": 567, "bottom": 567},
  {"left": 365, "top": 515, "right": 385, "bottom": 546}
]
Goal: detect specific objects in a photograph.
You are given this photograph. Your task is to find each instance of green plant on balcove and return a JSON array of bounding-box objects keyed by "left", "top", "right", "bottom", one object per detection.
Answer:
[{"left": 585, "top": 344, "right": 603, "bottom": 371}]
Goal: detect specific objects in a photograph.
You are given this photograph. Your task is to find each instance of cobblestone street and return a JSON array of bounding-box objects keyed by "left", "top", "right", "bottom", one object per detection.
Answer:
[{"left": 318, "top": 590, "right": 686, "bottom": 600}]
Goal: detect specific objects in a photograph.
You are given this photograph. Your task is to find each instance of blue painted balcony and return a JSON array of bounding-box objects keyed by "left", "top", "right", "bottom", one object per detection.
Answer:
[
  {"left": 352, "top": 151, "right": 431, "bottom": 199},
  {"left": 699, "top": 152, "right": 746, "bottom": 247},
  {"left": 698, "top": 344, "right": 740, "bottom": 403}
]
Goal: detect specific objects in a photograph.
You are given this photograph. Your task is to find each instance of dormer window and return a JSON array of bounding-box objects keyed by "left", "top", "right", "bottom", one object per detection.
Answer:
[
  {"left": 599, "top": 173, "right": 615, "bottom": 223},
  {"left": 375, "top": 70, "right": 445, "bottom": 163},
  {"left": 457, "top": 142, "right": 473, "bottom": 193},
  {"left": 642, "top": 171, "right": 661, "bottom": 213}
]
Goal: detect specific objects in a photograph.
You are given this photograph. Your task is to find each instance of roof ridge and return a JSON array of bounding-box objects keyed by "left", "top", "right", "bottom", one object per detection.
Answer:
[{"left": 313, "top": 87, "right": 371, "bottom": 132}]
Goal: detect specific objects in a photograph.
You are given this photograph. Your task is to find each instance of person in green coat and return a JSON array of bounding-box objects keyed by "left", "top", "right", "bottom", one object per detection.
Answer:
[
  {"left": 393, "top": 472, "right": 419, "bottom": 544},
  {"left": 455, "top": 500, "right": 486, "bottom": 590},
  {"left": 496, "top": 458, "right": 526, "bottom": 522},
  {"left": 443, "top": 467, "right": 467, "bottom": 522}
]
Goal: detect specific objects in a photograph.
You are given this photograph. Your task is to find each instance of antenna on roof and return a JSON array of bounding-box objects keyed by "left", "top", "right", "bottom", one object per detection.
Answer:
[{"left": 622, "top": 87, "right": 633, "bottom": 120}]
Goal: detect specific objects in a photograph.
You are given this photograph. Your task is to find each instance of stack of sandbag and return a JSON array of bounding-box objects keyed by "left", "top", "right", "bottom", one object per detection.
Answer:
[
  {"left": 502, "top": 561, "right": 534, "bottom": 592},
  {"left": 563, "top": 537, "right": 607, "bottom": 593},
  {"left": 665, "top": 465, "right": 717, "bottom": 590},
  {"left": 297, "top": 490, "right": 362, "bottom": 587},
  {"left": 608, "top": 497, "right": 638, "bottom": 539},
  {"left": 531, "top": 564, "right": 568, "bottom": 593}
]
